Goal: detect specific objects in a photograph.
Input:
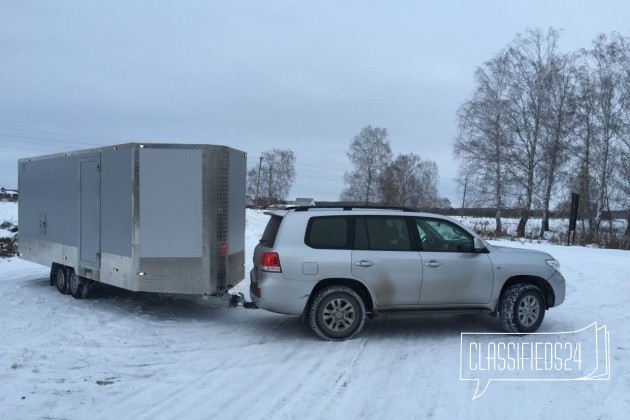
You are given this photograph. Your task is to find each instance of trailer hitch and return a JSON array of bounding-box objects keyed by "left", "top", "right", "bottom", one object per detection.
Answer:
[
  {"left": 202, "top": 292, "right": 257, "bottom": 309},
  {"left": 229, "top": 292, "right": 258, "bottom": 309}
]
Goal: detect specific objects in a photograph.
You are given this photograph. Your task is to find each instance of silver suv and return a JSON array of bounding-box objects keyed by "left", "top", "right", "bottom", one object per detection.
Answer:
[{"left": 250, "top": 206, "right": 566, "bottom": 341}]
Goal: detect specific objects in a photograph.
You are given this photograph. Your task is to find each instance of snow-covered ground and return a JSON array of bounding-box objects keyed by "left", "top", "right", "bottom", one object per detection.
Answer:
[
  {"left": 0, "top": 202, "right": 18, "bottom": 239},
  {"left": 1, "top": 206, "right": 629, "bottom": 419},
  {"left": 0, "top": 202, "right": 17, "bottom": 224}
]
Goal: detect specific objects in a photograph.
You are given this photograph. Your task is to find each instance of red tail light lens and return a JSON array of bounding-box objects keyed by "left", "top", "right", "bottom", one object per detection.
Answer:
[
  {"left": 260, "top": 252, "right": 282, "bottom": 273},
  {"left": 220, "top": 243, "right": 228, "bottom": 258}
]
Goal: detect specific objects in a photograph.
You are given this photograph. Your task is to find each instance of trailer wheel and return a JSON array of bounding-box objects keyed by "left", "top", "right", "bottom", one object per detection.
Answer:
[
  {"left": 55, "top": 266, "right": 70, "bottom": 295},
  {"left": 69, "top": 272, "right": 89, "bottom": 299}
]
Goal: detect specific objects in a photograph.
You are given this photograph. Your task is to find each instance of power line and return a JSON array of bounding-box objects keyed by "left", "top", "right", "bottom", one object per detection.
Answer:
[
  {"left": 0, "top": 125, "right": 119, "bottom": 143},
  {"left": 0, "top": 133, "right": 110, "bottom": 146}
]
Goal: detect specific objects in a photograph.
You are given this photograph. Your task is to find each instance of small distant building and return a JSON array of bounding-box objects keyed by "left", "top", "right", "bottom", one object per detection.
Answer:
[
  {"left": 267, "top": 203, "right": 289, "bottom": 210},
  {"left": 0, "top": 188, "right": 18, "bottom": 201},
  {"left": 292, "top": 198, "right": 316, "bottom": 207}
]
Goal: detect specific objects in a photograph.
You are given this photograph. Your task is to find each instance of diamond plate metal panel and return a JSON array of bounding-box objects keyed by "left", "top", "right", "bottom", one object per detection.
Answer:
[
  {"left": 131, "top": 143, "right": 245, "bottom": 295},
  {"left": 138, "top": 257, "right": 203, "bottom": 294}
]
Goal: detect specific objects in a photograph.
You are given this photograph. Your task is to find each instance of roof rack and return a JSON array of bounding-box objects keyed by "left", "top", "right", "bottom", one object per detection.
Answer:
[{"left": 293, "top": 205, "right": 418, "bottom": 212}]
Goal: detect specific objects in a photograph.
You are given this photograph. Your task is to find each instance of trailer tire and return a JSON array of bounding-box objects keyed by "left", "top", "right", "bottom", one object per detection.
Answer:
[
  {"left": 69, "top": 272, "right": 89, "bottom": 299},
  {"left": 55, "top": 266, "right": 70, "bottom": 295}
]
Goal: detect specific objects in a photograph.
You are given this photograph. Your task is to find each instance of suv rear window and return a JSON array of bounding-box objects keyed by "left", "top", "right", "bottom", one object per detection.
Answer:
[
  {"left": 260, "top": 216, "right": 282, "bottom": 247},
  {"left": 305, "top": 217, "right": 348, "bottom": 249}
]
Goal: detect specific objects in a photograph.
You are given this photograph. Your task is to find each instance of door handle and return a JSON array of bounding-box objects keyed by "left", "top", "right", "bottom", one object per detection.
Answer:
[
  {"left": 424, "top": 260, "right": 442, "bottom": 268},
  {"left": 355, "top": 260, "right": 374, "bottom": 267}
]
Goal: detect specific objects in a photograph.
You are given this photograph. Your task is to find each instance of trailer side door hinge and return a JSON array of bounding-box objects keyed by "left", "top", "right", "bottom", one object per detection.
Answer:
[{"left": 96, "top": 164, "right": 101, "bottom": 172}]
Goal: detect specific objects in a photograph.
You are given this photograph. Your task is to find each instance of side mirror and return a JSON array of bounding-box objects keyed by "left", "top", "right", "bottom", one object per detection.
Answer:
[{"left": 473, "top": 237, "right": 486, "bottom": 252}]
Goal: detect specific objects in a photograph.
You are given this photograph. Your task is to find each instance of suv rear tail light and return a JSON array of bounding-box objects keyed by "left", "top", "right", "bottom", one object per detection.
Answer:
[{"left": 260, "top": 252, "right": 282, "bottom": 273}]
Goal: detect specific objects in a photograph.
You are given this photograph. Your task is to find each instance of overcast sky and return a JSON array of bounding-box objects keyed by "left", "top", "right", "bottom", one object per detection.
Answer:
[{"left": 1, "top": 0, "right": 628, "bottom": 203}]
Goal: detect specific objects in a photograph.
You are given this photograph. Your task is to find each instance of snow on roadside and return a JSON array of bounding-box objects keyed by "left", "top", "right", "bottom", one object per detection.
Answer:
[
  {"left": 0, "top": 228, "right": 14, "bottom": 239},
  {"left": 0, "top": 201, "right": 18, "bottom": 224},
  {"left": 0, "top": 209, "right": 628, "bottom": 420}
]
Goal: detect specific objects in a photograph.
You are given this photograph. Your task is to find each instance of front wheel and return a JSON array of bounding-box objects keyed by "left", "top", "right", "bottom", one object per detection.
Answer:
[
  {"left": 499, "top": 284, "right": 545, "bottom": 333},
  {"left": 308, "top": 285, "right": 366, "bottom": 341}
]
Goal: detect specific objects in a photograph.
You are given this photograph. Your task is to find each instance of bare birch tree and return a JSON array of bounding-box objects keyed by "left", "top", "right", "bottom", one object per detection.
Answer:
[
  {"left": 341, "top": 126, "right": 392, "bottom": 204},
  {"left": 379, "top": 153, "right": 440, "bottom": 209},
  {"left": 538, "top": 52, "right": 578, "bottom": 235},
  {"left": 505, "top": 28, "right": 560, "bottom": 237},
  {"left": 587, "top": 34, "right": 627, "bottom": 236},
  {"left": 614, "top": 35, "right": 630, "bottom": 242},
  {"left": 454, "top": 51, "right": 513, "bottom": 233},
  {"left": 572, "top": 61, "right": 599, "bottom": 237},
  {"left": 247, "top": 149, "right": 296, "bottom": 205}
]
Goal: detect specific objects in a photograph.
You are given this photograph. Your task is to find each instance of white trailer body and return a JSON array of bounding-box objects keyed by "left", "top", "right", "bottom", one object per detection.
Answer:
[{"left": 18, "top": 143, "right": 246, "bottom": 296}]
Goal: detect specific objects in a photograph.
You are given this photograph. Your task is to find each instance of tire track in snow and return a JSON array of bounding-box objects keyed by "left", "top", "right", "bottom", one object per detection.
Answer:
[
  {"left": 263, "top": 339, "right": 369, "bottom": 420},
  {"left": 113, "top": 317, "right": 307, "bottom": 420},
  {"left": 331, "top": 338, "right": 367, "bottom": 395}
]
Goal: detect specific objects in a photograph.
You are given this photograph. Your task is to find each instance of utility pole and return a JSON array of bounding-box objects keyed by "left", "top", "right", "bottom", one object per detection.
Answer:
[
  {"left": 460, "top": 176, "right": 468, "bottom": 217},
  {"left": 254, "top": 156, "right": 262, "bottom": 208},
  {"left": 267, "top": 163, "right": 273, "bottom": 205}
]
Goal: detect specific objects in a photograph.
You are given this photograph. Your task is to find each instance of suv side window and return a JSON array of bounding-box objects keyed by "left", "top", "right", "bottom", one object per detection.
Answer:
[
  {"left": 305, "top": 217, "right": 349, "bottom": 249},
  {"left": 415, "top": 218, "right": 474, "bottom": 252},
  {"left": 260, "top": 216, "right": 282, "bottom": 247},
  {"left": 354, "top": 217, "right": 412, "bottom": 251}
]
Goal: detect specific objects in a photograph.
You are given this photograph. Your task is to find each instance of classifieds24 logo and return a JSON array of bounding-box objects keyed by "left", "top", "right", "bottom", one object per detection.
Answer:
[{"left": 460, "top": 322, "right": 610, "bottom": 399}]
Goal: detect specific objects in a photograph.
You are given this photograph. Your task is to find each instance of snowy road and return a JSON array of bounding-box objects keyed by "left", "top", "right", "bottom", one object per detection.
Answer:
[{"left": 0, "top": 208, "right": 628, "bottom": 419}]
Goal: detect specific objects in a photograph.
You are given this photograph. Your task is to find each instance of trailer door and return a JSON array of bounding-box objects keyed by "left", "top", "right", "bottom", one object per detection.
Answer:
[{"left": 79, "top": 157, "right": 101, "bottom": 269}]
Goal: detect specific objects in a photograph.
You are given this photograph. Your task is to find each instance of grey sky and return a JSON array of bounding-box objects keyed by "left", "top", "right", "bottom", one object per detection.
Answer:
[{"left": 1, "top": 0, "right": 628, "bottom": 203}]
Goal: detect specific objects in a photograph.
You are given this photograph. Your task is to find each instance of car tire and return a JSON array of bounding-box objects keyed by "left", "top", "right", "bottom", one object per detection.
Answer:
[
  {"left": 309, "top": 285, "right": 366, "bottom": 341},
  {"left": 55, "top": 266, "right": 70, "bottom": 295},
  {"left": 69, "top": 272, "right": 89, "bottom": 299},
  {"left": 499, "top": 284, "right": 545, "bottom": 333}
]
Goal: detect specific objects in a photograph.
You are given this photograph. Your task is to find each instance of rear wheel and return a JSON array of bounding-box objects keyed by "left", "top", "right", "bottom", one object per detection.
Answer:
[
  {"left": 309, "top": 285, "right": 366, "bottom": 341},
  {"left": 55, "top": 266, "right": 69, "bottom": 295},
  {"left": 69, "top": 272, "right": 89, "bottom": 299},
  {"left": 499, "top": 284, "right": 545, "bottom": 333}
]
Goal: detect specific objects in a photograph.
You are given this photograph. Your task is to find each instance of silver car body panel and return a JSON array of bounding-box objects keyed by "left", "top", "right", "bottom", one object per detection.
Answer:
[
  {"left": 250, "top": 269, "right": 316, "bottom": 315},
  {"left": 547, "top": 271, "right": 566, "bottom": 306},
  {"left": 418, "top": 251, "right": 494, "bottom": 305},
  {"left": 351, "top": 250, "right": 422, "bottom": 306}
]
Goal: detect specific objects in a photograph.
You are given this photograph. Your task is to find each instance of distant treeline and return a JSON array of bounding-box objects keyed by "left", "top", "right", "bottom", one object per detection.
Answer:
[
  {"left": 424, "top": 208, "right": 628, "bottom": 220},
  {"left": 286, "top": 202, "right": 628, "bottom": 220}
]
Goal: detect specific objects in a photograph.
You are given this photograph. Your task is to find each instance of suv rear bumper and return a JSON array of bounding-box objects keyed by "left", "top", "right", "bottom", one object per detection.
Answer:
[{"left": 249, "top": 269, "right": 316, "bottom": 315}]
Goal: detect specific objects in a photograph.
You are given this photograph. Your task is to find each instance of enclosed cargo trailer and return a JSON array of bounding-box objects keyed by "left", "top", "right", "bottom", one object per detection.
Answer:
[{"left": 18, "top": 143, "right": 246, "bottom": 300}]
